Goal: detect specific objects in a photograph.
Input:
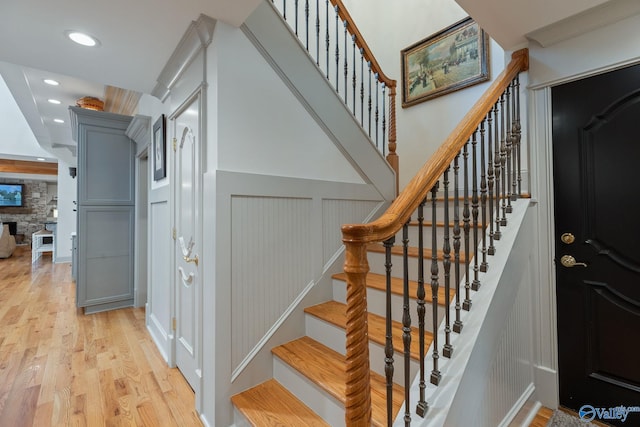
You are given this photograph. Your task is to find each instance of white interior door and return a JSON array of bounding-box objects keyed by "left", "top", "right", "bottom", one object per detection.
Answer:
[{"left": 173, "top": 95, "right": 201, "bottom": 392}]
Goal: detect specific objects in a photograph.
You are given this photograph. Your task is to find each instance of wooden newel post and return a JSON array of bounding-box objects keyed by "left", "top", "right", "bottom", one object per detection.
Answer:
[
  {"left": 386, "top": 84, "right": 399, "bottom": 196},
  {"left": 342, "top": 237, "right": 372, "bottom": 426}
]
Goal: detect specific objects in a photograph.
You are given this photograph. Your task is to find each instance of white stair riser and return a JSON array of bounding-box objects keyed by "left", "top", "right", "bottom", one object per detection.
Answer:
[
  {"left": 394, "top": 223, "right": 487, "bottom": 248},
  {"left": 273, "top": 356, "right": 344, "bottom": 426},
  {"left": 232, "top": 407, "right": 251, "bottom": 427},
  {"left": 305, "top": 314, "right": 420, "bottom": 385},
  {"left": 367, "top": 250, "right": 473, "bottom": 285},
  {"left": 332, "top": 280, "right": 446, "bottom": 332}
]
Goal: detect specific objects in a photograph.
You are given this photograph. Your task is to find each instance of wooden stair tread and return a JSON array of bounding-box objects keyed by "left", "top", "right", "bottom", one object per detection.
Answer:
[
  {"left": 305, "top": 300, "right": 429, "bottom": 360},
  {"left": 332, "top": 272, "right": 454, "bottom": 307},
  {"left": 231, "top": 379, "right": 329, "bottom": 426},
  {"left": 367, "top": 242, "right": 468, "bottom": 263},
  {"left": 272, "top": 336, "right": 403, "bottom": 425}
]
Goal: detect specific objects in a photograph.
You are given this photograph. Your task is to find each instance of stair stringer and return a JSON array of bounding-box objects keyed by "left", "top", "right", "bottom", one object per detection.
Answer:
[
  {"left": 241, "top": 0, "right": 395, "bottom": 202},
  {"left": 399, "top": 199, "right": 537, "bottom": 427}
]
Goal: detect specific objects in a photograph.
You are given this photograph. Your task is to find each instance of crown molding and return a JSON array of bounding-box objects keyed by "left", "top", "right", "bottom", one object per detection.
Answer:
[
  {"left": 125, "top": 115, "right": 152, "bottom": 147},
  {"left": 151, "top": 14, "right": 217, "bottom": 101}
]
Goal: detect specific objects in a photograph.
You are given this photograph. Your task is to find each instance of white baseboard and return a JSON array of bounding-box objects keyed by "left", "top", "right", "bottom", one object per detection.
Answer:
[{"left": 535, "top": 365, "right": 558, "bottom": 409}]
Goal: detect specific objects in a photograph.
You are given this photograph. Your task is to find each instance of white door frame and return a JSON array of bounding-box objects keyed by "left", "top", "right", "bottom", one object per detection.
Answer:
[{"left": 134, "top": 147, "right": 149, "bottom": 308}]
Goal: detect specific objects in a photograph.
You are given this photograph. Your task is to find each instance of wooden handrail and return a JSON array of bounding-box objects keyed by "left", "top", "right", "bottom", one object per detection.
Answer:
[
  {"left": 331, "top": 0, "right": 399, "bottom": 192},
  {"left": 341, "top": 48, "right": 528, "bottom": 426}
]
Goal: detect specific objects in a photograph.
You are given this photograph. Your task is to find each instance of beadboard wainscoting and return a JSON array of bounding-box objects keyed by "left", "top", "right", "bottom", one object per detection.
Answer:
[{"left": 204, "top": 170, "right": 387, "bottom": 426}]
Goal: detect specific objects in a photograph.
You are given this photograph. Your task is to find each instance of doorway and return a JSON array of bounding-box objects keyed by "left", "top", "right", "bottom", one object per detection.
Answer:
[
  {"left": 135, "top": 151, "right": 149, "bottom": 307},
  {"left": 552, "top": 64, "right": 640, "bottom": 426},
  {"left": 171, "top": 91, "right": 203, "bottom": 395}
]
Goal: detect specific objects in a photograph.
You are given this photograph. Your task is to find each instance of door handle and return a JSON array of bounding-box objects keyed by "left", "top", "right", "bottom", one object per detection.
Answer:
[
  {"left": 183, "top": 254, "right": 199, "bottom": 266},
  {"left": 560, "top": 255, "right": 587, "bottom": 268}
]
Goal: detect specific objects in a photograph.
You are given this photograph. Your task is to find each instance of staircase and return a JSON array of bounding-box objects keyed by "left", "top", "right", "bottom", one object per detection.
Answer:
[
  {"left": 231, "top": 221, "right": 449, "bottom": 426},
  {"left": 230, "top": 1, "right": 532, "bottom": 425}
]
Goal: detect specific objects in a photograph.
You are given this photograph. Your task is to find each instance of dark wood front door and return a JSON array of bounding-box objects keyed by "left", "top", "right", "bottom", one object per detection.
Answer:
[{"left": 552, "top": 64, "right": 640, "bottom": 426}]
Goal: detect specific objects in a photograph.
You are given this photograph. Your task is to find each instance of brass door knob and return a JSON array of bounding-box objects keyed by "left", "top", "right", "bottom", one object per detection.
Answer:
[
  {"left": 183, "top": 254, "right": 199, "bottom": 266},
  {"left": 560, "top": 255, "right": 587, "bottom": 268}
]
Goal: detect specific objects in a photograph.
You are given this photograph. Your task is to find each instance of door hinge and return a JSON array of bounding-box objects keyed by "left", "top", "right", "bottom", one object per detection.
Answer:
[
  {"left": 172, "top": 137, "right": 177, "bottom": 152},
  {"left": 172, "top": 317, "right": 176, "bottom": 331},
  {"left": 172, "top": 228, "right": 176, "bottom": 240}
]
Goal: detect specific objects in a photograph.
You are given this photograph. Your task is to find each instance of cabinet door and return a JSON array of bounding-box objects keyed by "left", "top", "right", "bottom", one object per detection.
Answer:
[
  {"left": 71, "top": 107, "right": 136, "bottom": 313},
  {"left": 77, "top": 123, "right": 135, "bottom": 205},
  {"left": 76, "top": 206, "right": 135, "bottom": 311}
]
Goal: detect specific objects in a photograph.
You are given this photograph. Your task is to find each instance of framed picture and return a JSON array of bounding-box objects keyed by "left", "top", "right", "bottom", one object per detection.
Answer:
[
  {"left": 153, "top": 114, "right": 166, "bottom": 181},
  {"left": 401, "top": 17, "right": 489, "bottom": 108}
]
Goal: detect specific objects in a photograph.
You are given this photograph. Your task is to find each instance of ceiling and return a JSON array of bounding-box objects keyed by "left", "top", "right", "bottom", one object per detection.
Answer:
[
  {"left": 1, "top": 0, "right": 638, "bottom": 172},
  {"left": 0, "top": 0, "right": 261, "bottom": 168}
]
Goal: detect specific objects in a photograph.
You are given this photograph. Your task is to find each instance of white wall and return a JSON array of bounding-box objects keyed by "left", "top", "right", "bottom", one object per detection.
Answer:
[
  {"left": 135, "top": 93, "right": 175, "bottom": 369},
  {"left": 54, "top": 159, "right": 77, "bottom": 262},
  {"left": 0, "top": 75, "right": 52, "bottom": 160},
  {"left": 201, "top": 17, "right": 395, "bottom": 426},
  {"left": 341, "top": 0, "right": 506, "bottom": 191},
  {"left": 215, "top": 23, "right": 365, "bottom": 184}
]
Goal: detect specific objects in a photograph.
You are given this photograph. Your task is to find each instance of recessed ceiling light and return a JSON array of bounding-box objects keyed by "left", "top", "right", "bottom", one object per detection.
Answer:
[
  {"left": 44, "top": 79, "right": 60, "bottom": 86},
  {"left": 48, "top": 99, "right": 61, "bottom": 105},
  {"left": 65, "top": 31, "right": 100, "bottom": 47},
  {"left": 53, "top": 119, "right": 65, "bottom": 124},
  {"left": 36, "top": 158, "right": 46, "bottom": 161}
]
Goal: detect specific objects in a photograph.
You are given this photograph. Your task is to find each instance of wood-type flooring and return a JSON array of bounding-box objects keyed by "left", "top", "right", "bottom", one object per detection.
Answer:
[{"left": 0, "top": 246, "right": 202, "bottom": 426}]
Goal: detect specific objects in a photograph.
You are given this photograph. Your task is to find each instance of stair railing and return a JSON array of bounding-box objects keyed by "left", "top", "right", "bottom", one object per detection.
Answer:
[
  {"left": 341, "top": 49, "right": 529, "bottom": 426},
  {"left": 269, "top": 0, "right": 399, "bottom": 192}
]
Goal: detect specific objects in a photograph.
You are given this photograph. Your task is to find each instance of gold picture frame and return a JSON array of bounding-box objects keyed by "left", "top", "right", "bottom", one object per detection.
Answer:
[{"left": 401, "top": 17, "right": 489, "bottom": 108}]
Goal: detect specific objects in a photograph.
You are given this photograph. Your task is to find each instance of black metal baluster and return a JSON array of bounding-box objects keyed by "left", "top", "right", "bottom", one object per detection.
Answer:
[
  {"left": 499, "top": 93, "right": 507, "bottom": 226},
  {"left": 479, "top": 119, "right": 488, "bottom": 273},
  {"left": 515, "top": 75, "right": 522, "bottom": 197},
  {"left": 305, "top": 0, "right": 309, "bottom": 50},
  {"left": 509, "top": 79, "right": 517, "bottom": 203},
  {"left": 453, "top": 153, "right": 463, "bottom": 332},
  {"left": 505, "top": 83, "right": 513, "bottom": 214},
  {"left": 325, "top": 0, "right": 329, "bottom": 79},
  {"left": 315, "top": 0, "right": 319, "bottom": 64},
  {"left": 462, "top": 142, "right": 472, "bottom": 311},
  {"left": 343, "top": 20, "right": 348, "bottom": 103},
  {"left": 283, "top": 0, "right": 287, "bottom": 21},
  {"left": 471, "top": 131, "right": 480, "bottom": 291},
  {"left": 416, "top": 199, "right": 427, "bottom": 417},
  {"left": 352, "top": 35, "right": 356, "bottom": 113},
  {"left": 360, "top": 49, "right": 364, "bottom": 126},
  {"left": 368, "top": 61, "right": 372, "bottom": 137},
  {"left": 487, "top": 104, "right": 496, "bottom": 255},
  {"left": 295, "top": 0, "right": 299, "bottom": 35},
  {"left": 382, "top": 82, "right": 387, "bottom": 157},
  {"left": 402, "top": 221, "right": 412, "bottom": 425},
  {"left": 383, "top": 236, "right": 395, "bottom": 427},
  {"left": 493, "top": 97, "right": 502, "bottom": 240},
  {"left": 375, "top": 76, "right": 379, "bottom": 148},
  {"left": 430, "top": 183, "right": 442, "bottom": 386},
  {"left": 334, "top": 6, "right": 339, "bottom": 92},
  {"left": 442, "top": 167, "right": 453, "bottom": 358}
]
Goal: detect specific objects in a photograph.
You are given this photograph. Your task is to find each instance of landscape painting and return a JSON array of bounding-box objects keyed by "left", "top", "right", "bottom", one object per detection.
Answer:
[{"left": 401, "top": 17, "right": 489, "bottom": 107}]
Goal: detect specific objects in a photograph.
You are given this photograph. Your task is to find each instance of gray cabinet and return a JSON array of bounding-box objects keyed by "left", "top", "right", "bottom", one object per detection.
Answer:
[{"left": 70, "top": 107, "right": 135, "bottom": 314}]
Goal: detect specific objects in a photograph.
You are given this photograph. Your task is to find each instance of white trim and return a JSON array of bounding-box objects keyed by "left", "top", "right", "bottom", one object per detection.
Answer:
[
  {"left": 152, "top": 15, "right": 216, "bottom": 101},
  {"left": 231, "top": 280, "right": 316, "bottom": 381},
  {"left": 499, "top": 383, "right": 535, "bottom": 427},
  {"left": 147, "top": 310, "right": 173, "bottom": 365}
]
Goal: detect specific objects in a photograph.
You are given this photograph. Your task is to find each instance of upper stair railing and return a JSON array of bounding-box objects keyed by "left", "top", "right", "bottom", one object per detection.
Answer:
[
  {"left": 341, "top": 49, "right": 529, "bottom": 426},
  {"left": 270, "top": 0, "right": 399, "bottom": 192}
]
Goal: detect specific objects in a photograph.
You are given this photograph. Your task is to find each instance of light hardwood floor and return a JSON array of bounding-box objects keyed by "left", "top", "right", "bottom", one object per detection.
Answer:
[{"left": 0, "top": 246, "right": 202, "bottom": 426}]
